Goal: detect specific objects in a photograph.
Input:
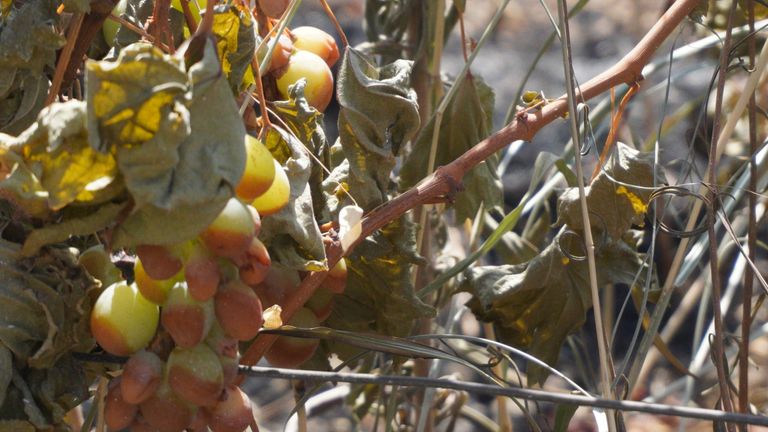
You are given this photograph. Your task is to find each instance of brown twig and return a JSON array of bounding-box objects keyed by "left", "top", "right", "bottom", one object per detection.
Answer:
[
  {"left": 316, "top": 0, "right": 348, "bottom": 48},
  {"left": 59, "top": 0, "right": 120, "bottom": 91},
  {"left": 739, "top": 0, "right": 758, "bottom": 425},
  {"left": 590, "top": 82, "right": 640, "bottom": 180},
  {"left": 707, "top": 2, "right": 738, "bottom": 429},
  {"left": 46, "top": 12, "right": 84, "bottom": 105},
  {"left": 146, "top": 0, "right": 171, "bottom": 49},
  {"left": 240, "top": 0, "right": 702, "bottom": 366},
  {"left": 178, "top": 0, "right": 199, "bottom": 33}
]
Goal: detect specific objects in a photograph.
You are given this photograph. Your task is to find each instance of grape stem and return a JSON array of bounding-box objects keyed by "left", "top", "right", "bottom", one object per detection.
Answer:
[{"left": 240, "top": 0, "right": 701, "bottom": 366}]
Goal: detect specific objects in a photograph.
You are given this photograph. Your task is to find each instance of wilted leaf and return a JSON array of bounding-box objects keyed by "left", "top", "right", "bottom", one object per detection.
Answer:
[
  {"left": 87, "top": 40, "right": 246, "bottom": 247},
  {"left": 320, "top": 49, "right": 431, "bottom": 353},
  {"left": 0, "top": 0, "right": 62, "bottom": 72},
  {"left": 0, "top": 100, "right": 119, "bottom": 214},
  {"left": 327, "top": 218, "right": 434, "bottom": 346},
  {"left": 0, "top": 240, "right": 94, "bottom": 427},
  {"left": 0, "top": 0, "right": 63, "bottom": 134},
  {"left": 273, "top": 80, "right": 330, "bottom": 218},
  {"left": 400, "top": 73, "right": 502, "bottom": 222},
  {"left": 556, "top": 142, "right": 655, "bottom": 240},
  {"left": 464, "top": 144, "right": 657, "bottom": 384},
  {"left": 463, "top": 236, "right": 646, "bottom": 385},
  {"left": 332, "top": 48, "right": 420, "bottom": 210},
  {"left": 212, "top": 4, "right": 256, "bottom": 92},
  {"left": 259, "top": 127, "right": 326, "bottom": 271}
]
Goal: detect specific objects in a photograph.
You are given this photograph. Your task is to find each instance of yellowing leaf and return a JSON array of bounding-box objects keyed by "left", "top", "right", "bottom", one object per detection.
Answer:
[
  {"left": 86, "top": 43, "right": 187, "bottom": 150},
  {"left": 0, "top": 101, "right": 118, "bottom": 212},
  {"left": 211, "top": 5, "right": 256, "bottom": 91}
]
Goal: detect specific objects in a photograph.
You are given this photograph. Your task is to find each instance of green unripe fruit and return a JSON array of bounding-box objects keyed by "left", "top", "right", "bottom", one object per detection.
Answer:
[{"left": 91, "top": 282, "right": 159, "bottom": 356}]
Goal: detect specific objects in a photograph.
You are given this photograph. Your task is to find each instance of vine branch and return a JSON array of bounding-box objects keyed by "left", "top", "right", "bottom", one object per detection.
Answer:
[{"left": 241, "top": 0, "right": 701, "bottom": 366}]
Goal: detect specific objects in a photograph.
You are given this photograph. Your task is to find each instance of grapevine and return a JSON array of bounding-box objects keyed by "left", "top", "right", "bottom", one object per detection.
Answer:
[{"left": 0, "top": 0, "right": 766, "bottom": 431}]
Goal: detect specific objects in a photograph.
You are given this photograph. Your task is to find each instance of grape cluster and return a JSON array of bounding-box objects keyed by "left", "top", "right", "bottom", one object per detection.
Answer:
[
  {"left": 89, "top": 137, "right": 346, "bottom": 431},
  {"left": 91, "top": 2, "right": 348, "bottom": 429}
]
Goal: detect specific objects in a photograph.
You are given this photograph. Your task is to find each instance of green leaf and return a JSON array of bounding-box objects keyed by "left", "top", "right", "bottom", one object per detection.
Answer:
[
  {"left": 400, "top": 73, "right": 502, "bottom": 222},
  {"left": 212, "top": 4, "right": 256, "bottom": 92},
  {"left": 259, "top": 127, "right": 326, "bottom": 271},
  {"left": 87, "top": 41, "right": 246, "bottom": 247},
  {"left": 556, "top": 142, "right": 655, "bottom": 240}
]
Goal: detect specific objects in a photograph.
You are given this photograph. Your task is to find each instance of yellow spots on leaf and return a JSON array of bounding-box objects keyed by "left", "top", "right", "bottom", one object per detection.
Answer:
[
  {"left": 213, "top": 13, "right": 238, "bottom": 76},
  {"left": 24, "top": 136, "right": 117, "bottom": 210},
  {"left": 616, "top": 185, "right": 648, "bottom": 215},
  {"left": 561, "top": 256, "right": 570, "bottom": 266}
]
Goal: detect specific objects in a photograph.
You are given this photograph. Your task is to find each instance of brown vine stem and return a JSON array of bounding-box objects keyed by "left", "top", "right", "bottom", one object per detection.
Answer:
[
  {"left": 46, "top": 12, "right": 84, "bottom": 105},
  {"left": 739, "top": 0, "right": 757, "bottom": 424},
  {"left": 707, "top": 2, "right": 738, "bottom": 429},
  {"left": 61, "top": 0, "right": 120, "bottom": 88},
  {"left": 240, "top": 0, "right": 701, "bottom": 366}
]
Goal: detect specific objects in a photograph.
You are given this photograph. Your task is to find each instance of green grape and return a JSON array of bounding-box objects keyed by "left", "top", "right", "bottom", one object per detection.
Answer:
[
  {"left": 102, "top": 0, "right": 127, "bottom": 47},
  {"left": 140, "top": 380, "right": 197, "bottom": 432},
  {"left": 200, "top": 198, "right": 256, "bottom": 260},
  {"left": 134, "top": 258, "right": 181, "bottom": 305},
  {"left": 250, "top": 159, "right": 290, "bottom": 217},
  {"left": 235, "top": 135, "right": 276, "bottom": 201},
  {"left": 184, "top": 239, "right": 221, "bottom": 302},
  {"left": 104, "top": 378, "right": 138, "bottom": 431},
  {"left": 91, "top": 282, "right": 159, "bottom": 356}
]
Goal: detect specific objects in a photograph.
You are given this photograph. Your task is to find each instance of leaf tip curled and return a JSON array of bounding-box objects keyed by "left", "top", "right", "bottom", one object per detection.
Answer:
[{"left": 338, "top": 205, "right": 363, "bottom": 252}]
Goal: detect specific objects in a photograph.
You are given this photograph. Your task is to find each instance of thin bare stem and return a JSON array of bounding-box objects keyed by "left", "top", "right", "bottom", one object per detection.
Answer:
[
  {"left": 240, "top": 0, "right": 703, "bottom": 367},
  {"left": 316, "top": 0, "right": 348, "bottom": 48},
  {"left": 557, "top": 1, "right": 615, "bottom": 430},
  {"left": 47, "top": 13, "right": 84, "bottom": 105},
  {"left": 739, "top": 0, "right": 758, "bottom": 423},
  {"left": 239, "top": 366, "right": 768, "bottom": 427},
  {"left": 706, "top": 3, "right": 738, "bottom": 427}
]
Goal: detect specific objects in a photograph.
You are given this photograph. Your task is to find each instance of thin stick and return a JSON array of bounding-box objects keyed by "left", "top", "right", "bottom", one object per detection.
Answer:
[
  {"left": 706, "top": 2, "right": 738, "bottom": 428},
  {"left": 46, "top": 13, "right": 84, "bottom": 105},
  {"left": 557, "top": 1, "right": 615, "bottom": 431},
  {"left": 240, "top": 0, "right": 703, "bottom": 367},
  {"left": 739, "top": 0, "right": 758, "bottom": 424},
  {"left": 239, "top": 366, "right": 768, "bottom": 427},
  {"left": 590, "top": 82, "right": 639, "bottom": 180},
  {"left": 316, "top": 0, "right": 348, "bottom": 48}
]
